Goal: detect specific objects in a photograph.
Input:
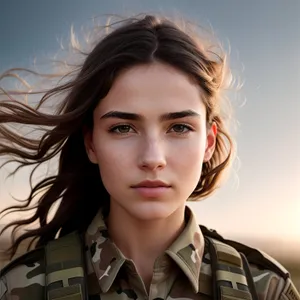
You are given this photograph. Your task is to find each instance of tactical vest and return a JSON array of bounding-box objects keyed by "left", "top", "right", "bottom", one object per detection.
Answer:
[{"left": 1, "top": 226, "right": 292, "bottom": 300}]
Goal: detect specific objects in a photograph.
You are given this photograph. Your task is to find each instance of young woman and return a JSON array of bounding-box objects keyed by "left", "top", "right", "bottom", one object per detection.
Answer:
[{"left": 0, "top": 14, "right": 299, "bottom": 300}]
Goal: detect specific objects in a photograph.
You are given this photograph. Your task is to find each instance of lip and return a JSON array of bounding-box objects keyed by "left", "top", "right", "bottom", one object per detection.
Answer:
[
  {"left": 131, "top": 180, "right": 171, "bottom": 198},
  {"left": 132, "top": 180, "right": 171, "bottom": 188}
]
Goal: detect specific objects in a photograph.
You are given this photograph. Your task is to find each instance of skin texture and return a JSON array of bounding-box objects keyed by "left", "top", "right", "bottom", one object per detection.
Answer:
[
  {"left": 84, "top": 62, "right": 216, "bottom": 287},
  {"left": 85, "top": 62, "right": 216, "bottom": 221}
]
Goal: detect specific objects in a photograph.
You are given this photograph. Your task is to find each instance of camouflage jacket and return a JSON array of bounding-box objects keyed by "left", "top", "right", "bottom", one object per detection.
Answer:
[{"left": 0, "top": 206, "right": 299, "bottom": 300}]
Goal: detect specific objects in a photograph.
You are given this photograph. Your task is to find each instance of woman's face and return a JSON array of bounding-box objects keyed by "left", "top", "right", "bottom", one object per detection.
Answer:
[{"left": 85, "top": 62, "right": 216, "bottom": 221}]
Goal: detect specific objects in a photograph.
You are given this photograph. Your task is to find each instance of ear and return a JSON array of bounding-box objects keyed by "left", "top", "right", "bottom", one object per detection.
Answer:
[
  {"left": 203, "top": 122, "right": 217, "bottom": 162},
  {"left": 83, "top": 127, "right": 98, "bottom": 164}
]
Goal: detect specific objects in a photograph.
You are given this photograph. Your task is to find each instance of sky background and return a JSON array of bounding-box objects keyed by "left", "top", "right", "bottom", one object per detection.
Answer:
[{"left": 0, "top": 1, "right": 299, "bottom": 252}]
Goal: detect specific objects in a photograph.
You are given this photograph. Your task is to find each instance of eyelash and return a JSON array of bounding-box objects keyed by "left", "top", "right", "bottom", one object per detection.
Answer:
[
  {"left": 108, "top": 123, "right": 194, "bottom": 135},
  {"left": 108, "top": 124, "right": 135, "bottom": 134}
]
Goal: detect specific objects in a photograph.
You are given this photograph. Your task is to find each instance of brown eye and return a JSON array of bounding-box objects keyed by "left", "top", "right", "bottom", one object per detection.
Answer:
[
  {"left": 173, "top": 124, "right": 185, "bottom": 132},
  {"left": 109, "top": 125, "right": 133, "bottom": 134},
  {"left": 117, "top": 125, "right": 131, "bottom": 133},
  {"left": 171, "top": 124, "right": 192, "bottom": 133}
]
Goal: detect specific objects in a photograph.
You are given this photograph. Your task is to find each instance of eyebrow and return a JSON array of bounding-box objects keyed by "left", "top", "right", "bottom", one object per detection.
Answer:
[{"left": 100, "top": 110, "right": 201, "bottom": 121}]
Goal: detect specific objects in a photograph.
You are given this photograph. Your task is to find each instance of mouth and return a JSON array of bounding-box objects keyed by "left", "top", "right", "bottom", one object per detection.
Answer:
[
  {"left": 131, "top": 180, "right": 171, "bottom": 198},
  {"left": 131, "top": 180, "right": 171, "bottom": 188}
]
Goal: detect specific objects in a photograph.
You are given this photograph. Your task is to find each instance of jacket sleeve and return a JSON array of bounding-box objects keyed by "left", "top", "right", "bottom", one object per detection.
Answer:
[
  {"left": 278, "top": 277, "right": 300, "bottom": 300},
  {"left": 0, "top": 277, "right": 7, "bottom": 300},
  {"left": 1, "top": 262, "right": 46, "bottom": 300},
  {"left": 0, "top": 251, "right": 46, "bottom": 300},
  {"left": 0, "top": 262, "right": 46, "bottom": 300},
  {"left": 250, "top": 264, "right": 300, "bottom": 300}
]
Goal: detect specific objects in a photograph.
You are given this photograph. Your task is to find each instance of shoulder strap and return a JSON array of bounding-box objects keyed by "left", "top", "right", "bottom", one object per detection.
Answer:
[
  {"left": 205, "top": 236, "right": 258, "bottom": 300},
  {"left": 200, "top": 225, "right": 290, "bottom": 280},
  {"left": 45, "top": 231, "right": 88, "bottom": 300}
]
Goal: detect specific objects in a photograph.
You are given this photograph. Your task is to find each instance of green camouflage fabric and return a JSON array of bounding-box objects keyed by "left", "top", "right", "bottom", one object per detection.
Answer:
[{"left": 1, "top": 206, "right": 299, "bottom": 300}]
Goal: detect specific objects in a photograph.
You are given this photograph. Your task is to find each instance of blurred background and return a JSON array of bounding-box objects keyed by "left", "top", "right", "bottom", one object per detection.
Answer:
[{"left": 0, "top": 0, "right": 299, "bottom": 288}]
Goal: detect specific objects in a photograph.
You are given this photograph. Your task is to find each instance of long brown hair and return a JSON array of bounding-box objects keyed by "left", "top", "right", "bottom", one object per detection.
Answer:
[{"left": 0, "top": 14, "right": 234, "bottom": 258}]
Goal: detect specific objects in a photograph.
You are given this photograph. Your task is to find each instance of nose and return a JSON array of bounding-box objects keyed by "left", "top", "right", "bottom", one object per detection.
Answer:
[{"left": 138, "top": 137, "right": 167, "bottom": 171}]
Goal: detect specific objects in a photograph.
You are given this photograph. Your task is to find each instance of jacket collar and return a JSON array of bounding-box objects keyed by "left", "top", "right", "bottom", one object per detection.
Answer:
[{"left": 85, "top": 205, "right": 204, "bottom": 293}]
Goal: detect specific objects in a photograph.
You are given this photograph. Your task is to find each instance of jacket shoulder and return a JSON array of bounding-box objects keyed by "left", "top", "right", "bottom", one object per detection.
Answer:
[
  {"left": 200, "top": 225, "right": 300, "bottom": 300},
  {"left": 247, "top": 249, "right": 299, "bottom": 300},
  {"left": 0, "top": 248, "right": 45, "bottom": 300},
  {"left": 249, "top": 262, "right": 300, "bottom": 300}
]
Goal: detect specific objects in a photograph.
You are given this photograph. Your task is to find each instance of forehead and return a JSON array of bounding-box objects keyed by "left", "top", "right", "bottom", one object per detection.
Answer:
[{"left": 95, "top": 62, "right": 206, "bottom": 115}]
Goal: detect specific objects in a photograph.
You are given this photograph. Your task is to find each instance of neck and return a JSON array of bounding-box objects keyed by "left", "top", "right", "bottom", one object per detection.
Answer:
[{"left": 107, "top": 203, "right": 186, "bottom": 289}]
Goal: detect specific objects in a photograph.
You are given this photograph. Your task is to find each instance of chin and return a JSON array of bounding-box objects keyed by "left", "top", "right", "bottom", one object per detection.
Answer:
[{"left": 128, "top": 202, "right": 182, "bottom": 221}]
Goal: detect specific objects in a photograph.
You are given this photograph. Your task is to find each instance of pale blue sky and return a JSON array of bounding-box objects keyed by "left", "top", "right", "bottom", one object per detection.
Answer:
[{"left": 0, "top": 1, "right": 299, "bottom": 245}]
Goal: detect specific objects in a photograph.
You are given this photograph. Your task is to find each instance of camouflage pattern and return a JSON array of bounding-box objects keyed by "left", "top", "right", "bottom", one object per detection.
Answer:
[{"left": 1, "top": 206, "right": 299, "bottom": 300}]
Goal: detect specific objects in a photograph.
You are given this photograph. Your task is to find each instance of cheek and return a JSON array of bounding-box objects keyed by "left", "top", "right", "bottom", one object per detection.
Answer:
[
  {"left": 181, "top": 149, "right": 204, "bottom": 173},
  {"left": 170, "top": 136, "right": 206, "bottom": 162},
  {"left": 95, "top": 146, "right": 126, "bottom": 193},
  {"left": 169, "top": 138, "right": 206, "bottom": 180},
  {"left": 93, "top": 137, "right": 132, "bottom": 176}
]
